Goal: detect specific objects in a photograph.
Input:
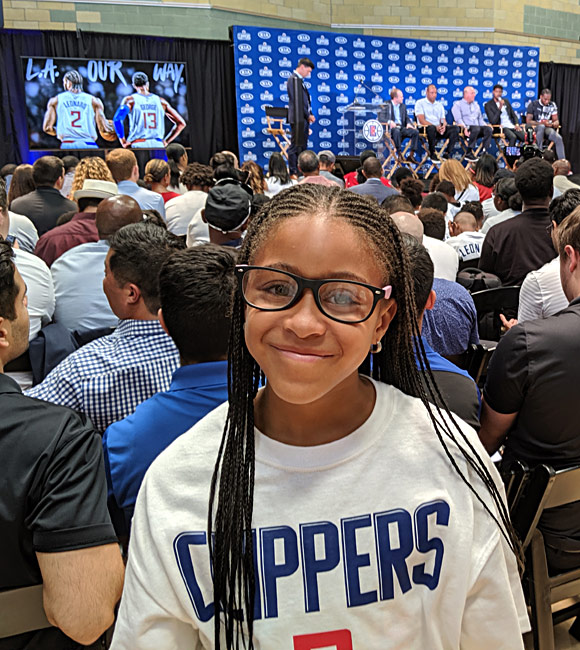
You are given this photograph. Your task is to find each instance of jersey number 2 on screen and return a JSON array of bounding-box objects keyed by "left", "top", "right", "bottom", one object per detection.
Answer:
[
  {"left": 144, "top": 111, "right": 157, "bottom": 130},
  {"left": 70, "top": 110, "right": 81, "bottom": 128},
  {"left": 293, "top": 629, "right": 353, "bottom": 650}
]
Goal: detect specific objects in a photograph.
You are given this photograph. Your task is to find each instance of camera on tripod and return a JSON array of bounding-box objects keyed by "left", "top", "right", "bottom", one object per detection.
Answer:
[{"left": 504, "top": 126, "right": 542, "bottom": 166}]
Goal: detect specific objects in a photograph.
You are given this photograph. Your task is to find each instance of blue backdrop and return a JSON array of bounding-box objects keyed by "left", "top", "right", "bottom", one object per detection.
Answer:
[{"left": 232, "top": 25, "right": 540, "bottom": 168}]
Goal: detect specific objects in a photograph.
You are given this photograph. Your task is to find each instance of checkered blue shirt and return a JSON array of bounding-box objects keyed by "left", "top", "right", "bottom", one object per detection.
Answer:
[{"left": 26, "top": 319, "right": 180, "bottom": 432}]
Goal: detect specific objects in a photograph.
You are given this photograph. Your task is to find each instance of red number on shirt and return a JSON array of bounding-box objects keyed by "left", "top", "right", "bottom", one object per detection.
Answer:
[
  {"left": 70, "top": 110, "right": 81, "bottom": 128},
  {"left": 143, "top": 111, "right": 157, "bottom": 130},
  {"left": 293, "top": 629, "right": 353, "bottom": 650}
]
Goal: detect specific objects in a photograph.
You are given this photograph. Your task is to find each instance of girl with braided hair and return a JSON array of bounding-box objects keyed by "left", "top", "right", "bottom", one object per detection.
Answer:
[{"left": 112, "top": 184, "right": 528, "bottom": 650}]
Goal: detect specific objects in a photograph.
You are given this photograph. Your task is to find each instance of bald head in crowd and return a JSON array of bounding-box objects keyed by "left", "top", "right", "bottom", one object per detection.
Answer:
[
  {"left": 96, "top": 195, "right": 143, "bottom": 240},
  {"left": 390, "top": 211, "right": 424, "bottom": 243},
  {"left": 554, "top": 160, "right": 572, "bottom": 177},
  {"left": 363, "top": 157, "right": 383, "bottom": 179}
]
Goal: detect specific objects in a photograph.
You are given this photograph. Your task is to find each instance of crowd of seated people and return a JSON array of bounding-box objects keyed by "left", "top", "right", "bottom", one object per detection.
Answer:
[{"left": 3, "top": 139, "right": 580, "bottom": 649}]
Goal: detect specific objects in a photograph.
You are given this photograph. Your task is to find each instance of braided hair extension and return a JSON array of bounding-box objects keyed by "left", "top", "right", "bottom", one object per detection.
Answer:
[{"left": 208, "top": 183, "right": 522, "bottom": 649}]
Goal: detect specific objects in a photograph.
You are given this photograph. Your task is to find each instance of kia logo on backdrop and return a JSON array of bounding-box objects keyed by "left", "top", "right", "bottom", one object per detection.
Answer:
[
  {"left": 513, "top": 81, "right": 522, "bottom": 88},
  {"left": 257, "top": 31, "right": 271, "bottom": 39},
  {"left": 468, "top": 67, "right": 478, "bottom": 74},
  {"left": 238, "top": 44, "right": 251, "bottom": 52},
  {"left": 405, "top": 86, "right": 416, "bottom": 93},
  {"left": 239, "top": 68, "right": 252, "bottom": 77},
  {"left": 335, "top": 36, "right": 348, "bottom": 44},
  {"left": 469, "top": 46, "right": 480, "bottom": 53},
  {"left": 259, "top": 55, "right": 271, "bottom": 64},
  {"left": 421, "top": 56, "right": 432, "bottom": 63},
  {"left": 371, "top": 39, "right": 383, "bottom": 47},
  {"left": 437, "top": 66, "right": 448, "bottom": 73},
  {"left": 438, "top": 43, "right": 449, "bottom": 51},
  {"left": 388, "top": 76, "right": 400, "bottom": 83},
  {"left": 484, "top": 59, "right": 494, "bottom": 66},
  {"left": 405, "top": 64, "right": 416, "bottom": 71},
  {"left": 405, "top": 41, "right": 417, "bottom": 48},
  {"left": 421, "top": 78, "right": 432, "bottom": 85},
  {"left": 242, "top": 141, "right": 256, "bottom": 149},
  {"left": 513, "top": 61, "right": 523, "bottom": 68},
  {"left": 336, "top": 60, "right": 348, "bottom": 68},
  {"left": 317, "top": 48, "right": 329, "bottom": 56},
  {"left": 389, "top": 54, "right": 400, "bottom": 61},
  {"left": 353, "top": 51, "right": 365, "bottom": 59},
  {"left": 453, "top": 57, "right": 463, "bottom": 65},
  {"left": 499, "top": 48, "right": 509, "bottom": 55},
  {"left": 260, "top": 80, "right": 273, "bottom": 87},
  {"left": 241, "top": 117, "right": 254, "bottom": 125},
  {"left": 297, "top": 33, "right": 310, "bottom": 41},
  {"left": 278, "top": 46, "right": 291, "bottom": 54},
  {"left": 279, "top": 70, "right": 290, "bottom": 78},
  {"left": 528, "top": 49, "right": 539, "bottom": 56},
  {"left": 318, "top": 72, "right": 330, "bottom": 80},
  {"left": 240, "top": 93, "right": 253, "bottom": 101},
  {"left": 336, "top": 83, "right": 348, "bottom": 91},
  {"left": 319, "top": 118, "right": 331, "bottom": 126},
  {"left": 371, "top": 63, "right": 383, "bottom": 70},
  {"left": 320, "top": 141, "right": 333, "bottom": 149},
  {"left": 319, "top": 95, "right": 331, "bottom": 103}
]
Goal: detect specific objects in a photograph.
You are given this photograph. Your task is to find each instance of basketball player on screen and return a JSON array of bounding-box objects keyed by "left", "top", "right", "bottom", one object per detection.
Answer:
[
  {"left": 113, "top": 72, "right": 186, "bottom": 149},
  {"left": 43, "top": 70, "right": 116, "bottom": 149}
]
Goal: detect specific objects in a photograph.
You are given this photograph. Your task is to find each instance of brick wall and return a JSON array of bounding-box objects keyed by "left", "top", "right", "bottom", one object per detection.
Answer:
[{"left": 3, "top": 0, "right": 579, "bottom": 63}]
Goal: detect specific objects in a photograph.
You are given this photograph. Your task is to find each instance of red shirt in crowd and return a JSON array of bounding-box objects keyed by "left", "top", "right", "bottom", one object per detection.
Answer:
[
  {"left": 474, "top": 181, "right": 493, "bottom": 202},
  {"left": 344, "top": 170, "right": 393, "bottom": 189},
  {"left": 161, "top": 191, "right": 181, "bottom": 204},
  {"left": 34, "top": 211, "right": 99, "bottom": 267}
]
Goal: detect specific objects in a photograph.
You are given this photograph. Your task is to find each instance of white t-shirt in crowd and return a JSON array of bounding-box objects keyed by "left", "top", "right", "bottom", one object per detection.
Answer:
[
  {"left": 8, "top": 211, "right": 39, "bottom": 253},
  {"left": 266, "top": 177, "right": 297, "bottom": 197},
  {"left": 423, "top": 235, "right": 459, "bottom": 281},
  {"left": 481, "top": 197, "right": 500, "bottom": 222},
  {"left": 186, "top": 207, "right": 210, "bottom": 247},
  {"left": 480, "top": 208, "right": 519, "bottom": 235},
  {"left": 13, "top": 248, "right": 55, "bottom": 340},
  {"left": 165, "top": 190, "right": 208, "bottom": 237},
  {"left": 455, "top": 184, "right": 480, "bottom": 206},
  {"left": 518, "top": 256, "right": 568, "bottom": 322},
  {"left": 446, "top": 231, "right": 486, "bottom": 264},
  {"left": 111, "top": 379, "right": 529, "bottom": 650}
]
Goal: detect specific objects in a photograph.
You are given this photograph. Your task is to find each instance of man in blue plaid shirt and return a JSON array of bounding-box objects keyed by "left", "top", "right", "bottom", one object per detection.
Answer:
[{"left": 27, "top": 221, "right": 184, "bottom": 432}]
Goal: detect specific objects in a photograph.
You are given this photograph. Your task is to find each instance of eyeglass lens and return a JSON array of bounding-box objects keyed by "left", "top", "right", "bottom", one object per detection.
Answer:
[{"left": 241, "top": 268, "right": 377, "bottom": 322}]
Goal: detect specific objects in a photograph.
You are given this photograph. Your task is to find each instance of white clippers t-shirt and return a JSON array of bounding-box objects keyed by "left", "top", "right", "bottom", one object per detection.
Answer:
[{"left": 111, "top": 379, "right": 529, "bottom": 650}]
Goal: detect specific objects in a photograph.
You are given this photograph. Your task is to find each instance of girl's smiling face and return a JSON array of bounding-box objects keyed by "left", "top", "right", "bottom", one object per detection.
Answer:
[{"left": 244, "top": 214, "right": 397, "bottom": 405}]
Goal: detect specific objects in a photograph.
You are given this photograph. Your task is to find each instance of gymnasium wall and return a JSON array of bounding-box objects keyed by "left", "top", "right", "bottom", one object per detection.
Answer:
[{"left": 2, "top": 0, "right": 579, "bottom": 63}]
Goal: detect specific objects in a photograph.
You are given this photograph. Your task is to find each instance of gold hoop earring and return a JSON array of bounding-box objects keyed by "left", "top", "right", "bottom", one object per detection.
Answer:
[{"left": 370, "top": 341, "right": 382, "bottom": 354}]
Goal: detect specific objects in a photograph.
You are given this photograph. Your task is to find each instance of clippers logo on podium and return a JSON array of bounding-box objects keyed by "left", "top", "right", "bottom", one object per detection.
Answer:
[{"left": 233, "top": 25, "right": 540, "bottom": 166}]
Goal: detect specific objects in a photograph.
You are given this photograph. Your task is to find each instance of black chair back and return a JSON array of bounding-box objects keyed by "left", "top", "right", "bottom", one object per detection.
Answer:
[
  {"left": 265, "top": 106, "right": 289, "bottom": 119},
  {"left": 471, "top": 285, "right": 521, "bottom": 341}
]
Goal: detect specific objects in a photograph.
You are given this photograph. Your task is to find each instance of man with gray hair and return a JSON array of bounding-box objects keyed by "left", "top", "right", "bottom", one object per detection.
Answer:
[
  {"left": 452, "top": 86, "right": 492, "bottom": 162},
  {"left": 317, "top": 150, "right": 344, "bottom": 187},
  {"left": 297, "top": 151, "right": 337, "bottom": 186}
]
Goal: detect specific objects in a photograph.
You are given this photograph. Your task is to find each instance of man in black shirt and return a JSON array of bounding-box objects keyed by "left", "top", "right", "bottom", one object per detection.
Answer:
[
  {"left": 10, "top": 156, "right": 77, "bottom": 236},
  {"left": 0, "top": 240, "right": 124, "bottom": 648},
  {"left": 479, "top": 157, "right": 556, "bottom": 285},
  {"left": 480, "top": 206, "right": 580, "bottom": 573}
]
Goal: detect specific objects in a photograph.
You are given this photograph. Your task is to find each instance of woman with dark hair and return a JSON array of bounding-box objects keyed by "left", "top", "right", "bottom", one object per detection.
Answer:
[
  {"left": 7, "top": 164, "right": 35, "bottom": 207},
  {"left": 472, "top": 154, "right": 498, "bottom": 202},
  {"left": 111, "top": 184, "right": 528, "bottom": 650},
  {"left": 265, "top": 152, "right": 296, "bottom": 196},
  {"left": 166, "top": 142, "right": 188, "bottom": 193},
  {"left": 480, "top": 177, "right": 523, "bottom": 234},
  {"left": 399, "top": 177, "right": 424, "bottom": 210}
]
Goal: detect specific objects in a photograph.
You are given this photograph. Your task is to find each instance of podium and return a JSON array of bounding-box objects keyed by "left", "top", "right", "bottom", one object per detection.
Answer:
[{"left": 338, "top": 102, "right": 385, "bottom": 157}]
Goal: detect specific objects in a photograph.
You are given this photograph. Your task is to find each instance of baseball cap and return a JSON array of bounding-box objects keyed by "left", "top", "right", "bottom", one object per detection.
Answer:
[
  {"left": 74, "top": 179, "right": 118, "bottom": 201},
  {"left": 204, "top": 178, "right": 253, "bottom": 233},
  {"left": 318, "top": 150, "right": 336, "bottom": 164}
]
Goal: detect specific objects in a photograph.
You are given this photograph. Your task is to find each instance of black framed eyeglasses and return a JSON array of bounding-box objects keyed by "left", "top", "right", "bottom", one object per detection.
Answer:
[{"left": 236, "top": 265, "right": 392, "bottom": 324}]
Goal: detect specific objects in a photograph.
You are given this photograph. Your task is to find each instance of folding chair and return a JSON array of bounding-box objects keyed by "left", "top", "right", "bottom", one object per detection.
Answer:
[
  {"left": 471, "top": 285, "right": 521, "bottom": 342},
  {"left": 265, "top": 107, "right": 291, "bottom": 160},
  {"left": 416, "top": 125, "right": 447, "bottom": 179},
  {"left": 379, "top": 124, "right": 400, "bottom": 178},
  {"left": 458, "top": 341, "right": 498, "bottom": 388},
  {"left": 507, "top": 463, "right": 580, "bottom": 650},
  {"left": 490, "top": 125, "right": 512, "bottom": 169},
  {"left": 457, "top": 125, "right": 485, "bottom": 171}
]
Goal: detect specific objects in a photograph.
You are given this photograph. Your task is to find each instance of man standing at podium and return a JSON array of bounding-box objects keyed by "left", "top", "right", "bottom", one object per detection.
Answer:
[{"left": 287, "top": 58, "right": 315, "bottom": 177}]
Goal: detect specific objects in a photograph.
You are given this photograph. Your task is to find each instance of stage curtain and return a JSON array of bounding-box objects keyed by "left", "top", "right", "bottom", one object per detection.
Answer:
[
  {"left": 540, "top": 61, "right": 580, "bottom": 172},
  {"left": 0, "top": 28, "right": 238, "bottom": 166}
]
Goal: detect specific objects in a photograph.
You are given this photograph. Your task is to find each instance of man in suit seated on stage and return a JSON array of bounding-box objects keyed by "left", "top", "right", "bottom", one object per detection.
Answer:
[
  {"left": 347, "top": 157, "right": 399, "bottom": 203},
  {"left": 378, "top": 88, "right": 420, "bottom": 164},
  {"left": 484, "top": 84, "right": 525, "bottom": 148},
  {"left": 452, "top": 86, "right": 493, "bottom": 163},
  {"left": 286, "top": 58, "right": 315, "bottom": 178}
]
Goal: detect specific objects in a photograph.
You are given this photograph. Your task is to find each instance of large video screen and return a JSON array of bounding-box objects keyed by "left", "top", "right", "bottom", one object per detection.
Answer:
[{"left": 22, "top": 57, "right": 188, "bottom": 150}]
